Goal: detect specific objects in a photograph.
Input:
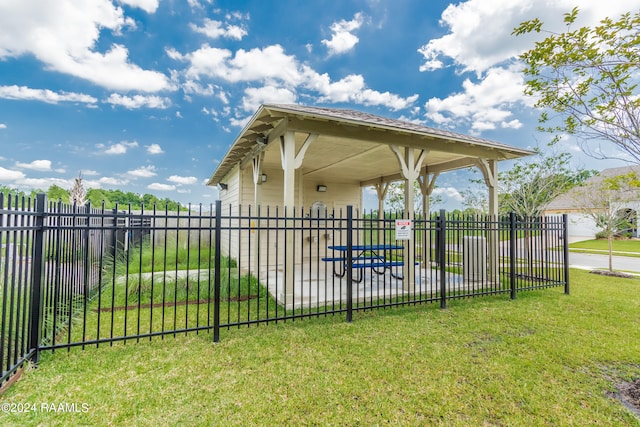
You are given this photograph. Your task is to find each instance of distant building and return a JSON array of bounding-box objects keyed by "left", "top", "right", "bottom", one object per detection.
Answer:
[{"left": 544, "top": 165, "right": 640, "bottom": 240}]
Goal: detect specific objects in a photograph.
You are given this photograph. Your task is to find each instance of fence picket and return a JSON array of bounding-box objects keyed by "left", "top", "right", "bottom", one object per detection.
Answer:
[{"left": 0, "top": 194, "right": 569, "bottom": 387}]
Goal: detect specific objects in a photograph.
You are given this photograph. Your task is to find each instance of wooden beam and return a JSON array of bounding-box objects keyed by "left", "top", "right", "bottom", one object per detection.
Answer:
[
  {"left": 304, "top": 145, "right": 387, "bottom": 177},
  {"left": 267, "top": 117, "right": 288, "bottom": 144},
  {"left": 285, "top": 117, "right": 524, "bottom": 160},
  {"left": 474, "top": 158, "right": 497, "bottom": 189},
  {"left": 294, "top": 133, "right": 318, "bottom": 169},
  {"left": 427, "top": 157, "right": 478, "bottom": 174}
]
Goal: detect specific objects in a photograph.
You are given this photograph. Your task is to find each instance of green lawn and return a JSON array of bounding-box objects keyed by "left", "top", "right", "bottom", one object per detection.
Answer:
[
  {"left": 569, "top": 239, "right": 640, "bottom": 257},
  {"left": 1, "top": 269, "right": 639, "bottom": 426}
]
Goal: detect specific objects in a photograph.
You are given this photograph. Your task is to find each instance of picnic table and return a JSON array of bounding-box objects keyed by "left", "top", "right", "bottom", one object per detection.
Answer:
[{"left": 322, "top": 244, "right": 405, "bottom": 283}]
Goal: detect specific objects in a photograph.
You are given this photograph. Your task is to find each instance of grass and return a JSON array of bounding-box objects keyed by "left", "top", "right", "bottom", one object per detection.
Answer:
[
  {"left": 569, "top": 239, "right": 640, "bottom": 258},
  {"left": 1, "top": 269, "right": 639, "bottom": 426},
  {"left": 98, "top": 236, "right": 264, "bottom": 306},
  {"left": 104, "top": 237, "right": 217, "bottom": 275}
]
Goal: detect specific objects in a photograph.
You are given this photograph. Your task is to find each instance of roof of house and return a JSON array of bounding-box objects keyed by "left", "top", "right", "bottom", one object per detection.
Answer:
[
  {"left": 208, "top": 104, "right": 535, "bottom": 186},
  {"left": 545, "top": 164, "right": 640, "bottom": 211}
]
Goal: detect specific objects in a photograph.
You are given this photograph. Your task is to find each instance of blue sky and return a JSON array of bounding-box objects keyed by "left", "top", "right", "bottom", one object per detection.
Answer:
[{"left": 1, "top": 0, "right": 638, "bottom": 210}]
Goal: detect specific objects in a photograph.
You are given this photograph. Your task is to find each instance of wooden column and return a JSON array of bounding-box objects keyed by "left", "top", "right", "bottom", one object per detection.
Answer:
[
  {"left": 390, "top": 146, "right": 427, "bottom": 291},
  {"left": 375, "top": 179, "right": 390, "bottom": 245},
  {"left": 418, "top": 171, "right": 438, "bottom": 267},
  {"left": 475, "top": 159, "right": 499, "bottom": 283},
  {"left": 251, "top": 153, "right": 264, "bottom": 275},
  {"left": 279, "top": 131, "right": 317, "bottom": 308}
]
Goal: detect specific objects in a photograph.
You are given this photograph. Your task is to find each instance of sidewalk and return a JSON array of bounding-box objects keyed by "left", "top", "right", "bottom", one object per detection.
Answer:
[{"left": 568, "top": 251, "right": 640, "bottom": 273}]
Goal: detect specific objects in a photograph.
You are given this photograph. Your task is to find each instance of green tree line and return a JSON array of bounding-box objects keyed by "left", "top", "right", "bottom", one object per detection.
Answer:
[{"left": 0, "top": 184, "right": 185, "bottom": 211}]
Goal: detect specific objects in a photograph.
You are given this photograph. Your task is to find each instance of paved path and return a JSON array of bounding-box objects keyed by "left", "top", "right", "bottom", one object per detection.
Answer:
[{"left": 569, "top": 251, "right": 640, "bottom": 273}]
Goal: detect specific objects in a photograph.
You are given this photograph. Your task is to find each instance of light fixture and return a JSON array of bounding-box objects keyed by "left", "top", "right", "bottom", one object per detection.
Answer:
[
  {"left": 261, "top": 174, "right": 267, "bottom": 183},
  {"left": 218, "top": 183, "right": 228, "bottom": 191},
  {"left": 316, "top": 185, "right": 327, "bottom": 192},
  {"left": 256, "top": 135, "right": 268, "bottom": 146}
]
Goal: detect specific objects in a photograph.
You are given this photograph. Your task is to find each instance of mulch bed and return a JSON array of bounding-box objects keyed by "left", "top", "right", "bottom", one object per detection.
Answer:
[
  {"left": 0, "top": 367, "right": 23, "bottom": 395},
  {"left": 611, "top": 378, "right": 640, "bottom": 418},
  {"left": 590, "top": 270, "right": 637, "bottom": 279}
]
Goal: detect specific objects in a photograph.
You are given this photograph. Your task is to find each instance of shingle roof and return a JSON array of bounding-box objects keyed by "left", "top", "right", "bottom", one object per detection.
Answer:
[
  {"left": 208, "top": 104, "right": 534, "bottom": 185},
  {"left": 266, "top": 104, "right": 523, "bottom": 152},
  {"left": 545, "top": 165, "right": 640, "bottom": 211}
]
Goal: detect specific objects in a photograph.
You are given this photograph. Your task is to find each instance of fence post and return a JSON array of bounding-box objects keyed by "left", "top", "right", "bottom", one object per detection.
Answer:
[
  {"left": 346, "top": 205, "right": 353, "bottom": 322},
  {"left": 213, "top": 200, "right": 222, "bottom": 342},
  {"left": 438, "top": 209, "right": 446, "bottom": 309},
  {"left": 562, "top": 213, "right": 570, "bottom": 295},
  {"left": 28, "top": 193, "right": 46, "bottom": 365},
  {"left": 509, "top": 213, "right": 517, "bottom": 300}
]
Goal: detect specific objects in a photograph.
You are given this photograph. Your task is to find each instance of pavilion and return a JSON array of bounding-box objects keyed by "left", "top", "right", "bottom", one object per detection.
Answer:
[{"left": 208, "top": 104, "right": 534, "bottom": 306}]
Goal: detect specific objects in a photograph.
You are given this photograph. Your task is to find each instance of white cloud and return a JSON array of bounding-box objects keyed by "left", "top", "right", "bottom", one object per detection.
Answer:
[
  {"left": 181, "top": 81, "right": 230, "bottom": 102},
  {"left": 415, "top": 0, "right": 640, "bottom": 135},
  {"left": 190, "top": 18, "right": 247, "bottom": 40},
  {"left": 119, "top": 0, "right": 159, "bottom": 13},
  {"left": 15, "top": 159, "right": 52, "bottom": 171},
  {"left": 187, "top": 0, "right": 213, "bottom": 10},
  {"left": 167, "top": 175, "right": 198, "bottom": 185},
  {"left": 432, "top": 186, "right": 464, "bottom": 202},
  {"left": 99, "top": 140, "right": 139, "bottom": 155},
  {"left": 148, "top": 183, "right": 176, "bottom": 191},
  {"left": 310, "top": 72, "right": 418, "bottom": 110},
  {"left": 146, "top": 143, "right": 164, "bottom": 154},
  {"left": 417, "top": 0, "right": 640, "bottom": 75},
  {"left": 173, "top": 41, "right": 417, "bottom": 116},
  {"left": 241, "top": 86, "right": 296, "bottom": 112},
  {"left": 229, "top": 115, "right": 251, "bottom": 128},
  {"left": 184, "top": 44, "right": 302, "bottom": 84},
  {"left": 0, "top": 167, "right": 26, "bottom": 181},
  {"left": 105, "top": 93, "right": 170, "bottom": 109},
  {"left": 424, "top": 66, "right": 527, "bottom": 133},
  {"left": 128, "top": 165, "right": 156, "bottom": 178},
  {"left": 0, "top": 85, "right": 97, "bottom": 104},
  {"left": 99, "top": 176, "right": 129, "bottom": 185},
  {"left": 322, "top": 12, "right": 365, "bottom": 56},
  {"left": 0, "top": 0, "right": 170, "bottom": 92},
  {"left": 182, "top": 80, "right": 214, "bottom": 96},
  {"left": 16, "top": 177, "right": 73, "bottom": 190},
  {"left": 0, "top": 124, "right": 6, "bottom": 129}
]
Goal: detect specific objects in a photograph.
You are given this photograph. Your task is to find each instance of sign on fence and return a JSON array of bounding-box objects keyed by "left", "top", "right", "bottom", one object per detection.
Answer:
[{"left": 395, "top": 219, "right": 412, "bottom": 240}]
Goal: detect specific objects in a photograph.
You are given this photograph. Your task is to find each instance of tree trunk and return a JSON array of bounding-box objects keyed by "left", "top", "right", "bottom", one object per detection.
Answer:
[{"left": 608, "top": 235, "right": 613, "bottom": 272}]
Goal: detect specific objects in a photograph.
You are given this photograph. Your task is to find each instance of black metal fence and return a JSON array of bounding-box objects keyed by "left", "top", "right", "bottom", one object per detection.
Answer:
[{"left": 0, "top": 194, "right": 568, "bottom": 387}]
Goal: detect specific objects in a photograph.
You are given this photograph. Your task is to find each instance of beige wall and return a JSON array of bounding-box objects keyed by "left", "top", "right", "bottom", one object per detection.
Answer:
[{"left": 217, "top": 163, "right": 364, "bottom": 273}]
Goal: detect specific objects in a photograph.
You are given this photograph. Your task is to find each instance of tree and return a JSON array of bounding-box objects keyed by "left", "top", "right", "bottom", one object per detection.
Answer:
[
  {"left": 385, "top": 181, "right": 442, "bottom": 214},
  {"left": 47, "top": 185, "right": 70, "bottom": 203},
  {"left": 498, "top": 149, "right": 594, "bottom": 218},
  {"left": 86, "top": 188, "right": 113, "bottom": 208},
  {"left": 514, "top": 8, "right": 640, "bottom": 162},
  {"left": 69, "top": 173, "right": 86, "bottom": 206},
  {"left": 572, "top": 172, "right": 640, "bottom": 272},
  {"left": 460, "top": 169, "right": 489, "bottom": 215}
]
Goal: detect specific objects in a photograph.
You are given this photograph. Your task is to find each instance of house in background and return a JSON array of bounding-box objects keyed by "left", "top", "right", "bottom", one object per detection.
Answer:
[{"left": 544, "top": 165, "right": 640, "bottom": 241}]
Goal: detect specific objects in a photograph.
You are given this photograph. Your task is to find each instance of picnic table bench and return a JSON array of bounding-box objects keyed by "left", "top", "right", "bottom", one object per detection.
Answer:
[{"left": 322, "top": 244, "right": 406, "bottom": 283}]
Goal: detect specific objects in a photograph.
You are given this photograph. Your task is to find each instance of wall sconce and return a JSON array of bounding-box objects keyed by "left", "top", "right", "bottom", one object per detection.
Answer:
[
  {"left": 256, "top": 135, "right": 268, "bottom": 146},
  {"left": 218, "top": 183, "right": 228, "bottom": 191},
  {"left": 316, "top": 185, "right": 327, "bottom": 192},
  {"left": 260, "top": 174, "right": 267, "bottom": 183}
]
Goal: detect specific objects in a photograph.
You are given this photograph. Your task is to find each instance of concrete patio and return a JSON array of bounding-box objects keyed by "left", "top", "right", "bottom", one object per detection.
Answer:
[{"left": 260, "top": 264, "right": 492, "bottom": 310}]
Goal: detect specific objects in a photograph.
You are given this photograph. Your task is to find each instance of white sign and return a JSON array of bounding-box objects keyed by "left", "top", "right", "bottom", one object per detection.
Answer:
[{"left": 395, "top": 219, "right": 412, "bottom": 240}]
